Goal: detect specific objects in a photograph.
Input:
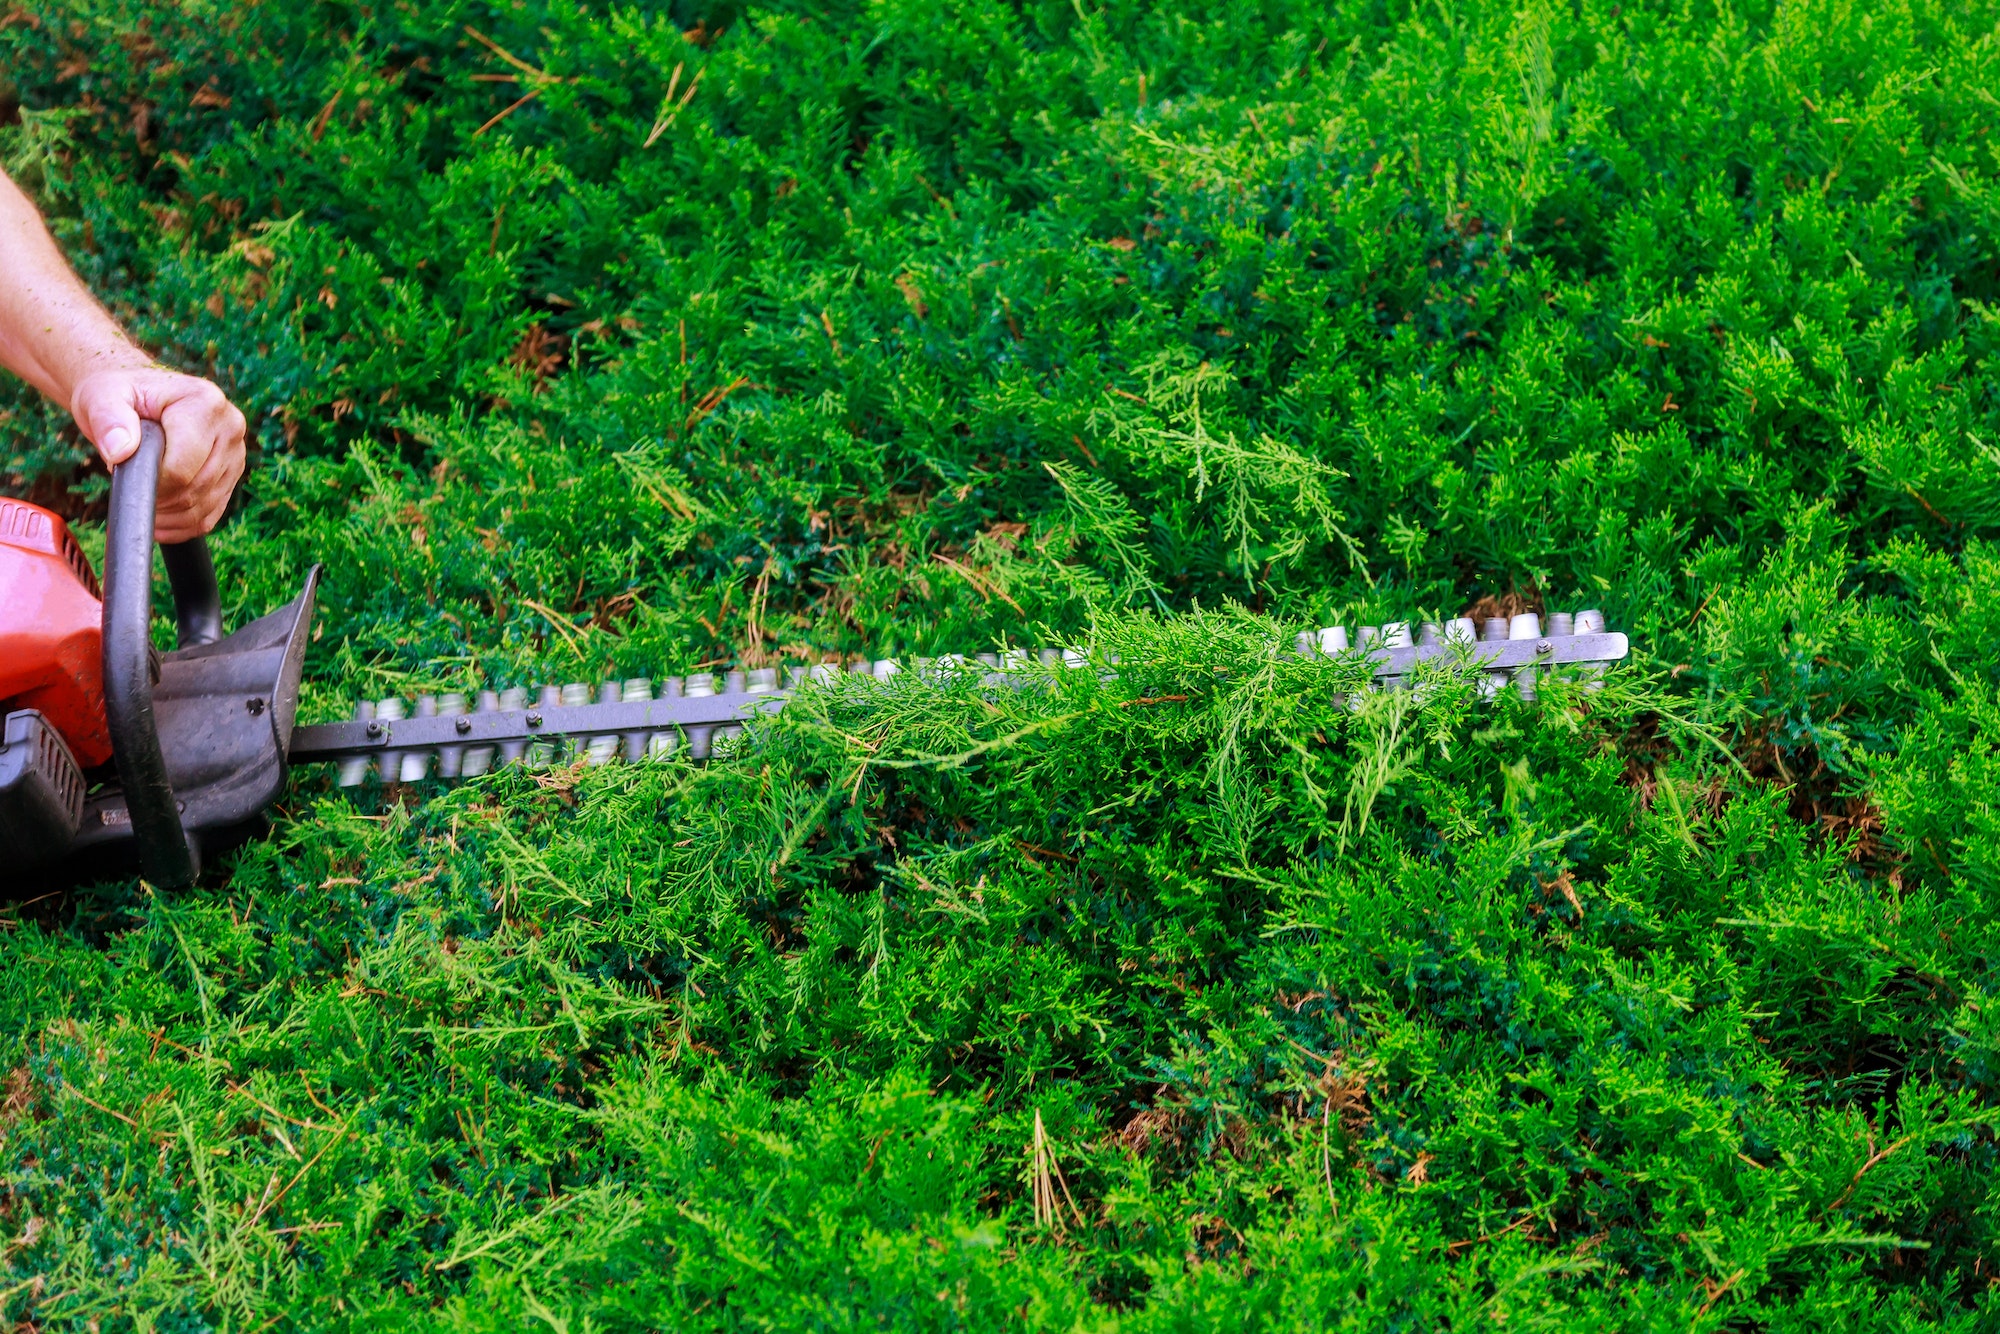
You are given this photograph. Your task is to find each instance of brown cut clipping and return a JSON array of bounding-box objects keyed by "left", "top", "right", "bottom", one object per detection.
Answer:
[{"left": 1461, "top": 582, "right": 1543, "bottom": 622}]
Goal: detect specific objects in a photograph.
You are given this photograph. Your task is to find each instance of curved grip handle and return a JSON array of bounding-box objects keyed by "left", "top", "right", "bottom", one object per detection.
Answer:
[
  {"left": 162, "top": 538, "right": 223, "bottom": 649},
  {"left": 102, "top": 420, "right": 205, "bottom": 888}
]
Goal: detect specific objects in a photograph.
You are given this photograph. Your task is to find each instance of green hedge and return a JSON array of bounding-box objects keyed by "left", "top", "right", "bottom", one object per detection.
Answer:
[{"left": 3, "top": 0, "right": 2000, "bottom": 1327}]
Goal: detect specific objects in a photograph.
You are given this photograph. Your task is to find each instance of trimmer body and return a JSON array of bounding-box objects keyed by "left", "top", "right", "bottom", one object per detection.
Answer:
[{"left": 0, "top": 434, "right": 319, "bottom": 885}]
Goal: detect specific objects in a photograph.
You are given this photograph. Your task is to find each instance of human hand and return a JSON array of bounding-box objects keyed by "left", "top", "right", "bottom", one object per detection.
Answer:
[{"left": 71, "top": 365, "right": 247, "bottom": 542}]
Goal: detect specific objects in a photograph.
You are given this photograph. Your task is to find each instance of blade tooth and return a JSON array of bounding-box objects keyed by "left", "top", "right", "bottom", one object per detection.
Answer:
[
  {"left": 650, "top": 676, "right": 682, "bottom": 759},
  {"left": 682, "top": 672, "right": 716, "bottom": 760},
  {"left": 746, "top": 668, "right": 779, "bottom": 694},
  {"left": 1508, "top": 614, "right": 1542, "bottom": 701},
  {"left": 399, "top": 695, "right": 437, "bottom": 782},
  {"left": 527, "top": 684, "right": 566, "bottom": 767},
  {"left": 874, "top": 659, "right": 901, "bottom": 678},
  {"left": 620, "top": 677, "right": 653, "bottom": 762},
  {"left": 337, "top": 699, "right": 375, "bottom": 786},
  {"left": 1352, "top": 629, "right": 1380, "bottom": 694},
  {"left": 497, "top": 686, "right": 529, "bottom": 766},
  {"left": 436, "top": 691, "right": 469, "bottom": 779},
  {"left": 1573, "top": 609, "right": 1608, "bottom": 689},
  {"left": 463, "top": 689, "right": 501, "bottom": 776},
  {"left": 584, "top": 680, "right": 621, "bottom": 764},
  {"left": 1380, "top": 622, "right": 1414, "bottom": 694},
  {"left": 715, "top": 671, "right": 751, "bottom": 748},
  {"left": 558, "top": 682, "right": 592, "bottom": 765},
  {"left": 375, "top": 696, "right": 408, "bottom": 783}
]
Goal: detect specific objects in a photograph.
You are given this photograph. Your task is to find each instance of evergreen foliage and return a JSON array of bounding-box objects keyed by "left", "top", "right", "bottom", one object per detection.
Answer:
[{"left": 3, "top": 0, "right": 2000, "bottom": 1326}]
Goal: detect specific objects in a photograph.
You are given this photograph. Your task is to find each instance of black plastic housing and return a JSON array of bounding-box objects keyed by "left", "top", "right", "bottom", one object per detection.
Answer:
[
  {"left": 0, "top": 709, "right": 86, "bottom": 872},
  {"left": 71, "top": 567, "right": 319, "bottom": 866}
]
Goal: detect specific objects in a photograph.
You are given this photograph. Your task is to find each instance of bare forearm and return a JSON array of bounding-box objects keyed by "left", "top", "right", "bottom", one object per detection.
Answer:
[
  {"left": 0, "top": 171, "right": 151, "bottom": 406},
  {"left": 0, "top": 168, "right": 246, "bottom": 540}
]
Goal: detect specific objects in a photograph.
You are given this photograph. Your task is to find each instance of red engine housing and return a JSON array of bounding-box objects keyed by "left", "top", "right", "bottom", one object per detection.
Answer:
[{"left": 0, "top": 497, "right": 111, "bottom": 768}]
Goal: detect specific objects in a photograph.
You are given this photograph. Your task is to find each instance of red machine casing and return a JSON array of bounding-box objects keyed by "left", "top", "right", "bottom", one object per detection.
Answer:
[{"left": 0, "top": 497, "right": 111, "bottom": 768}]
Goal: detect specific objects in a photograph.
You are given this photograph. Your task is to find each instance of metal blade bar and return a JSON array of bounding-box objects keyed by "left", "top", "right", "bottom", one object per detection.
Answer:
[
  {"left": 289, "top": 691, "right": 785, "bottom": 762},
  {"left": 1359, "top": 630, "right": 1629, "bottom": 679},
  {"left": 286, "top": 628, "right": 1631, "bottom": 766}
]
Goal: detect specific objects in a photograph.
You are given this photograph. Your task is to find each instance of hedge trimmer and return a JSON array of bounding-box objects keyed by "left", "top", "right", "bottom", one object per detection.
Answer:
[{"left": 0, "top": 424, "right": 1632, "bottom": 889}]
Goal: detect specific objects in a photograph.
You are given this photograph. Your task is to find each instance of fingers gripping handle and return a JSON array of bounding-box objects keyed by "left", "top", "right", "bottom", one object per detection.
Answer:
[
  {"left": 103, "top": 420, "right": 206, "bottom": 888},
  {"left": 108, "top": 419, "right": 223, "bottom": 647}
]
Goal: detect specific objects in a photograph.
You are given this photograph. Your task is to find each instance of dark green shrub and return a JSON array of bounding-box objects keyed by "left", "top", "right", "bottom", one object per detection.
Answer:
[{"left": 4, "top": 0, "right": 2000, "bottom": 1327}]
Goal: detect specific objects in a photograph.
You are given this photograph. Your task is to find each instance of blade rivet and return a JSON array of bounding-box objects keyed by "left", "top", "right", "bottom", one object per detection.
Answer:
[
  {"left": 365, "top": 721, "right": 384, "bottom": 738},
  {"left": 455, "top": 717, "right": 472, "bottom": 734},
  {"left": 1535, "top": 639, "right": 1551, "bottom": 654},
  {"left": 526, "top": 711, "right": 543, "bottom": 727}
]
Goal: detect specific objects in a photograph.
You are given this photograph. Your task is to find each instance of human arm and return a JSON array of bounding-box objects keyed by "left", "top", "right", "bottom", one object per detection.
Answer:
[{"left": 0, "top": 168, "right": 244, "bottom": 540}]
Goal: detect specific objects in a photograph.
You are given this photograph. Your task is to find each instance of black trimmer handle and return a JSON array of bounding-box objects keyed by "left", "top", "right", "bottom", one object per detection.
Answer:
[
  {"left": 162, "top": 535, "right": 223, "bottom": 649},
  {"left": 103, "top": 420, "right": 222, "bottom": 888}
]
